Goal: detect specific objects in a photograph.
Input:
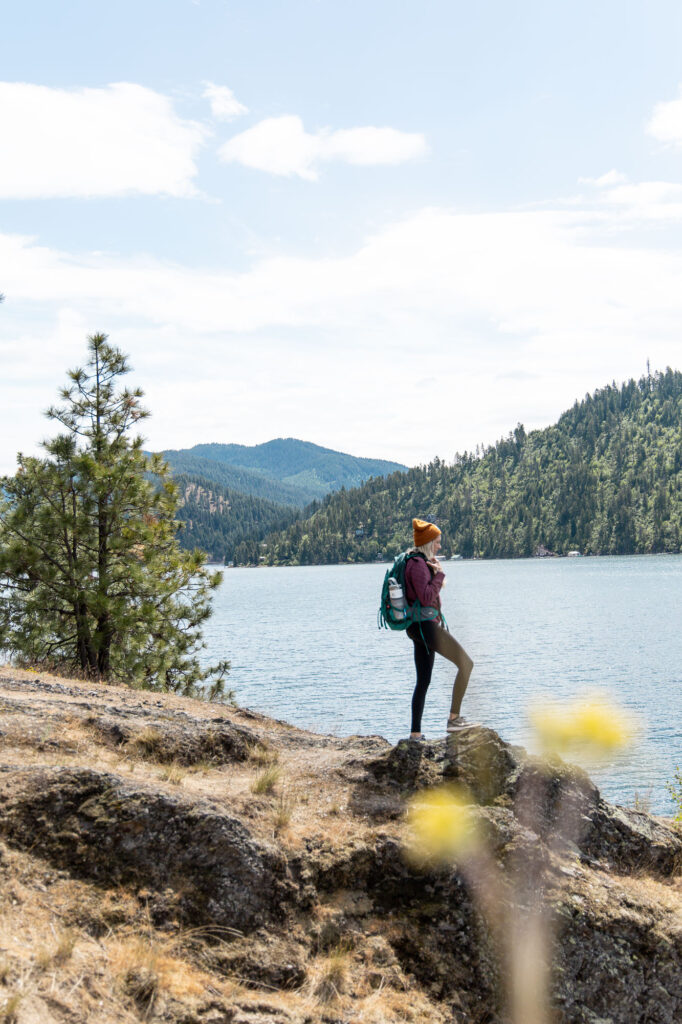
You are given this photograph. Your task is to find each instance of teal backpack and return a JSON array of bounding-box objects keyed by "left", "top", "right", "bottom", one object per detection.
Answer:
[{"left": 377, "top": 551, "right": 447, "bottom": 634}]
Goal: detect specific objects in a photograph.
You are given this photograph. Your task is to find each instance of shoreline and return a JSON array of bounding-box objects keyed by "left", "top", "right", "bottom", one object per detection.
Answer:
[{"left": 219, "top": 549, "right": 682, "bottom": 568}]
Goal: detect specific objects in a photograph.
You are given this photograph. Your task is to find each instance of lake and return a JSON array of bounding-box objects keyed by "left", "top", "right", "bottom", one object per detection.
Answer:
[{"left": 203, "top": 554, "right": 682, "bottom": 814}]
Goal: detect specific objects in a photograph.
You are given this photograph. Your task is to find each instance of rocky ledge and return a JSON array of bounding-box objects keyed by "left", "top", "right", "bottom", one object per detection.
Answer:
[{"left": 0, "top": 668, "right": 679, "bottom": 1024}]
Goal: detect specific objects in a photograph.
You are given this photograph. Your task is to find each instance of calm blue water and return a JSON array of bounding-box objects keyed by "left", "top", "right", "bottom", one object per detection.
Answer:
[{"left": 203, "top": 555, "right": 682, "bottom": 814}]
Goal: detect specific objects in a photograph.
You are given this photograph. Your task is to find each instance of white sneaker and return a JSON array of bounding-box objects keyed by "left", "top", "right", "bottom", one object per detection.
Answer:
[{"left": 446, "top": 716, "right": 479, "bottom": 733}]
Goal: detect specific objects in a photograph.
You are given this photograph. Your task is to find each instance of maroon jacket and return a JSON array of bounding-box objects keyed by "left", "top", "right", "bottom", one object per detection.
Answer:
[{"left": 404, "top": 553, "right": 445, "bottom": 611}]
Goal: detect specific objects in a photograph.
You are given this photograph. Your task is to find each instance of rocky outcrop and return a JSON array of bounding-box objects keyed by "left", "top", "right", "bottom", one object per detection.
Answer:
[
  {"left": 86, "top": 712, "right": 264, "bottom": 765},
  {"left": 442, "top": 726, "right": 682, "bottom": 876},
  {"left": 0, "top": 766, "right": 294, "bottom": 932},
  {"left": 0, "top": 670, "right": 680, "bottom": 1024},
  {"left": 581, "top": 801, "right": 682, "bottom": 875}
]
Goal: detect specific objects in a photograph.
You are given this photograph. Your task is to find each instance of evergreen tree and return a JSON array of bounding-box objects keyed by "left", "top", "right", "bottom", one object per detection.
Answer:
[{"left": 0, "top": 334, "right": 229, "bottom": 698}]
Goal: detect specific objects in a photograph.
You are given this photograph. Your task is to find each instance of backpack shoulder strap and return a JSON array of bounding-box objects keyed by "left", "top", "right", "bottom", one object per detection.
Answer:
[{"left": 393, "top": 549, "right": 424, "bottom": 583}]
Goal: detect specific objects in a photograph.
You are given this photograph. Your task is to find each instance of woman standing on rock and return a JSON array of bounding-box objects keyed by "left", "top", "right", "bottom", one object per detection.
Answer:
[{"left": 405, "top": 518, "right": 476, "bottom": 741}]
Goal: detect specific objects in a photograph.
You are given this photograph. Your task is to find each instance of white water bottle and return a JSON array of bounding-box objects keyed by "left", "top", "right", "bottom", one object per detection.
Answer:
[{"left": 388, "top": 578, "right": 406, "bottom": 620}]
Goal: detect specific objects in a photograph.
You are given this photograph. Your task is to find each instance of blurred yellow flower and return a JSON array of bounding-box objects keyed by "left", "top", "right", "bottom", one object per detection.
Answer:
[
  {"left": 406, "top": 785, "right": 479, "bottom": 865},
  {"left": 529, "top": 696, "right": 636, "bottom": 760}
]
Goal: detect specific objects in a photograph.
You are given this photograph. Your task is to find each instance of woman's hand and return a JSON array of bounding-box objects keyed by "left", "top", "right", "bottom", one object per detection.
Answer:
[{"left": 427, "top": 558, "right": 443, "bottom": 574}]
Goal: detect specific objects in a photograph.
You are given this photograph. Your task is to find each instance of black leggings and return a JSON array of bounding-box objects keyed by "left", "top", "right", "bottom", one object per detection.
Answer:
[{"left": 407, "top": 620, "right": 473, "bottom": 734}]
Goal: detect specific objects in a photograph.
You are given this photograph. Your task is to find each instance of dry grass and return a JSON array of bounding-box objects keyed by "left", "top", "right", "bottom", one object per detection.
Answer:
[
  {"left": 273, "top": 787, "right": 298, "bottom": 831},
  {"left": 297, "top": 940, "right": 441, "bottom": 1022},
  {"left": 158, "top": 762, "right": 186, "bottom": 786},
  {"left": 127, "top": 726, "right": 164, "bottom": 759},
  {"left": 268, "top": 965, "right": 447, "bottom": 1024},
  {"left": 0, "top": 852, "right": 241, "bottom": 1023},
  {"left": 0, "top": 665, "right": 375, "bottom": 849},
  {"left": 0, "top": 994, "right": 21, "bottom": 1024},
  {"left": 251, "top": 764, "right": 281, "bottom": 795},
  {"left": 53, "top": 927, "right": 77, "bottom": 965},
  {"left": 34, "top": 927, "right": 76, "bottom": 972},
  {"left": 109, "top": 936, "right": 162, "bottom": 1012},
  {"left": 0, "top": 855, "right": 428, "bottom": 1024},
  {"left": 187, "top": 758, "right": 217, "bottom": 775},
  {"left": 608, "top": 869, "right": 682, "bottom": 907},
  {"left": 350, "top": 986, "right": 448, "bottom": 1023},
  {"left": 32, "top": 946, "right": 52, "bottom": 972},
  {"left": 312, "top": 946, "right": 352, "bottom": 1003},
  {"left": 0, "top": 714, "right": 92, "bottom": 758},
  {"left": 248, "top": 743, "right": 279, "bottom": 767},
  {"left": 106, "top": 931, "right": 227, "bottom": 1010}
]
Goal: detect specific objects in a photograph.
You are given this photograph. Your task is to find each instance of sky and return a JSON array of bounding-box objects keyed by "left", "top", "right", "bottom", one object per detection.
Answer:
[{"left": 2, "top": 0, "right": 682, "bottom": 474}]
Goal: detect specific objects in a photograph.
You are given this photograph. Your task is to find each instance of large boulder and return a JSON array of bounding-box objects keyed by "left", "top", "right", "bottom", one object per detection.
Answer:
[
  {"left": 443, "top": 726, "right": 521, "bottom": 803},
  {"left": 581, "top": 802, "right": 682, "bottom": 875},
  {"left": 443, "top": 728, "right": 682, "bottom": 877},
  {"left": 347, "top": 737, "right": 446, "bottom": 820},
  {"left": 0, "top": 766, "right": 294, "bottom": 932}
]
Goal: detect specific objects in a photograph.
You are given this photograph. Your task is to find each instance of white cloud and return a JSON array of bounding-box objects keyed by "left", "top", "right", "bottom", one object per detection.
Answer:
[
  {"left": 220, "top": 116, "right": 319, "bottom": 180},
  {"left": 578, "top": 170, "right": 682, "bottom": 221},
  {"left": 218, "top": 115, "right": 428, "bottom": 179},
  {"left": 320, "top": 126, "right": 428, "bottom": 166},
  {"left": 601, "top": 180, "right": 682, "bottom": 218},
  {"left": 2, "top": 180, "right": 682, "bottom": 471},
  {"left": 0, "top": 82, "right": 207, "bottom": 198},
  {"left": 202, "top": 82, "right": 248, "bottom": 120},
  {"left": 579, "top": 169, "right": 628, "bottom": 187},
  {"left": 647, "top": 88, "right": 682, "bottom": 146}
]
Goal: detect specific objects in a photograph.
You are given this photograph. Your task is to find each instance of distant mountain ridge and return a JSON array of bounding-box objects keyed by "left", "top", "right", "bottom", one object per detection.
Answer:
[
  {"left": 257, "top": 369, "right": 682, "bottom": 565},
  {"left": 159, "top": 451, "right": 312, "bottom": 508},
  {"left": 160, "top": 438, "right": 407, "bottom": 508},
  {"left": 153, "top": 439, "right": 407, "bottom": 563}
]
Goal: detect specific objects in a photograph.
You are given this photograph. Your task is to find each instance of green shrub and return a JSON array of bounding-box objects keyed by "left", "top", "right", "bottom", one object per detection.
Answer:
[{"left": 665, "top": 766, "right": 682, "bottom": 823}]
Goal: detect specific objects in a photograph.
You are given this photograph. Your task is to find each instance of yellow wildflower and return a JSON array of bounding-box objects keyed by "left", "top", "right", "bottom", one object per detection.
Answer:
[
  {"left": 529, "top": 696, "right": 636, "bottom": 760},
  {"left": 406, "top": 785, "right": 479, "bottom": 866}
]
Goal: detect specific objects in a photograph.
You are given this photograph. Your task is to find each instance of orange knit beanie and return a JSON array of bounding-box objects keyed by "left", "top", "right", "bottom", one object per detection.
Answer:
[{"left": 412, "top": 518, "right": 441, "bottom": 547}]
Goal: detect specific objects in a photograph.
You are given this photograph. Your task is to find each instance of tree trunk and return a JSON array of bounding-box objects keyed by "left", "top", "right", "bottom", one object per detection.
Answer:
[
  {"left": 96, "top": 500, "right": 112, "bottom": 677},
  {"left": 74, "top": 596, "right": 98, "bottom": 676}
]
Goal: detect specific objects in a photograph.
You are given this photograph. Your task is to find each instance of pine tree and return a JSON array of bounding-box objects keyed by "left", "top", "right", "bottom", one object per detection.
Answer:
[{"left": 0, "top": 334, "right": 230, "bottom": 698}]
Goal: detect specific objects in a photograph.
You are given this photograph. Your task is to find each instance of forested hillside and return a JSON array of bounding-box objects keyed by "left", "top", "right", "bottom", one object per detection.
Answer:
[
  {"left": 160, "top": 451, "right": 314, "bottom": 507},
  {"left": 159, "top": 438, "right": 406, "bottom": 563},
  {"left": 258, "top": 370, "right": 682, "bottom": 564},
  {"left": 172, "top": 473, "right": 298, "bottom": 563},
  {"left": 161, "top": 438, "right": 407, "bottom": 506}
]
